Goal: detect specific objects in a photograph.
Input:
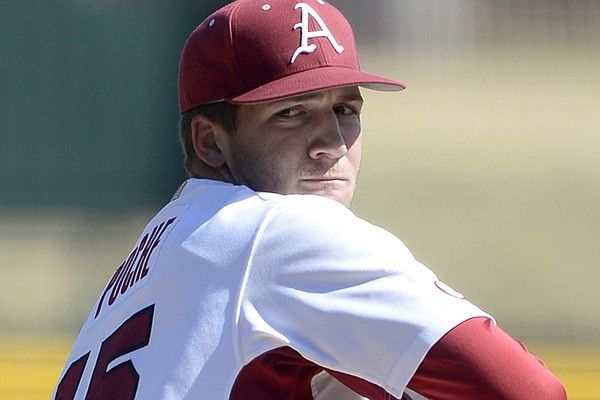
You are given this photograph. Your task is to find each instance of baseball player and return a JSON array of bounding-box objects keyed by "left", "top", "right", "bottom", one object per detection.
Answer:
[{"left": 54, "top": 1, "right": 566, "bottom": 399}]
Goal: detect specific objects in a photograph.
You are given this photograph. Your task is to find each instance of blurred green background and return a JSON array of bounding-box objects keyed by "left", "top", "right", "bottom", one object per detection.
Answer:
[{"left": 1, "top": 0, "right": 599, "bottom": 398}]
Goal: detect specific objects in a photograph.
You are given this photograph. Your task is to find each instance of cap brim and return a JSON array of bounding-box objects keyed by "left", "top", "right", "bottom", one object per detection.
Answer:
[{"left": 225, "top": 66, "right": 405, "bottom": 104}]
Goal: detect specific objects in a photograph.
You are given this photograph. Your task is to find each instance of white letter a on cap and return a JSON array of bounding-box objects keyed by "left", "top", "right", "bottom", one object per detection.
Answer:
[{"left": 291, "top": 2, "right": 344, "bottom": 64}]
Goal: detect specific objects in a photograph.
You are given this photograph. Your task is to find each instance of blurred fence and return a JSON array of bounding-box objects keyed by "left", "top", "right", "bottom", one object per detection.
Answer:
[
  {"left": 1, "top": 0, "right": 229, "bottom": 209},
  {"left": 338, "top": 0, "right": 600, "bottom": 50}
]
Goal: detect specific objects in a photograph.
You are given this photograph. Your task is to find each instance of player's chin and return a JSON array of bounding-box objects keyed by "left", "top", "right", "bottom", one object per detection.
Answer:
[{"left": 297, "top": 179, "right": 354, "bottom": 207}]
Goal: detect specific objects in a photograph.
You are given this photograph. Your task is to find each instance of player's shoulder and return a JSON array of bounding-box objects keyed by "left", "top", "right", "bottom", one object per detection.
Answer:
[
  {"left": 259, "top": 191, "right": 353, "bottom": 217},
  {"left": 172, "top": 179, "right": 349, "bottom": 213},
  {"left": 170, "top": 179, "right": 388, "bottom": 243},
  {"left": 258, "top": 192, "right": 403, "bottom": 252},
  {"left": 248, "top": 192, "right": 420, "bottom": 293},
  {"left": 259, "top": 192, "right": 362, "bottom": 232}
]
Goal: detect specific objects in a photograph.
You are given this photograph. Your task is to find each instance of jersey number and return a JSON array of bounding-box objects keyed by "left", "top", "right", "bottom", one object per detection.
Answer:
[{"left": 55, "top": 304, "right": 154, "bottom": 400}]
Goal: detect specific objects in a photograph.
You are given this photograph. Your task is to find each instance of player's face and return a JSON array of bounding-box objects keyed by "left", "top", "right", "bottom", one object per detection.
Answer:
[{"left": 223, "top": 86, "right": 363, "bottom": 207}]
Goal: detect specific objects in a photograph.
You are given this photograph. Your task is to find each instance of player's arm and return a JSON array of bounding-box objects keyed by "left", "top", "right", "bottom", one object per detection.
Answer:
[{"left": 405, "top": 316, "right": 567, "bottom": 400}]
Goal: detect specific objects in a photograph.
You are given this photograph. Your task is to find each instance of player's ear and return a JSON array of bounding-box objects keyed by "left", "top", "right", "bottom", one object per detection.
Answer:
[{"left": 191, "top": 115, "right": 227, "bottom": 168}]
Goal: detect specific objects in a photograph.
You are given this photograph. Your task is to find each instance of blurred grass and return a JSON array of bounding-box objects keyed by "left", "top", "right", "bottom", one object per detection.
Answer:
[
  {"left": 0, "top": 336, "right": 73, "bottom": 400},
  {"left": 527, "top": 342, "right": 600, "bottom": 400},
  {"left": 1, "top": 336, "right": 598, "bottom": 399}
]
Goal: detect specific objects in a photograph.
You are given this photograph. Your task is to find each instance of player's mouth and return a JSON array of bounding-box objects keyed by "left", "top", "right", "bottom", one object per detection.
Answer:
[
  {"left": 301, "top": 177, "right": 348, "bottom": 184},
  {"left": 299, "top": 177, "right": 350, "bottom": 193}
]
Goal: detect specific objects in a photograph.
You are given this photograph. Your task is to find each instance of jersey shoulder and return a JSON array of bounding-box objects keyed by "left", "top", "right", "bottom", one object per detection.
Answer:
[{"left": 257, "top": 193, "right": 414, "bottom": 261}]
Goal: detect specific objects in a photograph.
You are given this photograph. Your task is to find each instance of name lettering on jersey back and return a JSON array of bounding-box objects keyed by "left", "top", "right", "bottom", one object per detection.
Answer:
[{"left": 94, "top": 217, "right": 177, "bottom": 318}]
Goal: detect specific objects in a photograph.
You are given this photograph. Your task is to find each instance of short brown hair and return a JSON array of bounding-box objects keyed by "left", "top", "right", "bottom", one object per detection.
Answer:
[{"left": 178, "top": 101, "right": 238, "bottom": 177}]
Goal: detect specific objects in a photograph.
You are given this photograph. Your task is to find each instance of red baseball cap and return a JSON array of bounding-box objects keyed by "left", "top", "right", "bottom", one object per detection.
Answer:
[{"left": 178, "top": 0, "right": 405, "bottom": 114}]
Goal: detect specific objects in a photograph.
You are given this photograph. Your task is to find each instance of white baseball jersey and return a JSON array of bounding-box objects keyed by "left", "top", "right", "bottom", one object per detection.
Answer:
[{"left": 54, "top": 178, "right": 490, "bottom": 399}]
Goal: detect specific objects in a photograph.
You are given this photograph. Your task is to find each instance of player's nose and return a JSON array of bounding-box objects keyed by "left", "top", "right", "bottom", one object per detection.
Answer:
[{"left": 308, "top": 111, "right": 348, "bottom": 160}]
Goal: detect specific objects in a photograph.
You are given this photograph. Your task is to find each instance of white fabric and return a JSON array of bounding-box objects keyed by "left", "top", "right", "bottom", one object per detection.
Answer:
[{"left": 55, "top": 179, "right": 490, "bottom": 399}]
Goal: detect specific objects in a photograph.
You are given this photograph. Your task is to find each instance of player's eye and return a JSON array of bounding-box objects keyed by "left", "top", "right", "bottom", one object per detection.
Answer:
[
  {"left": 334, "top": 105, "right": 358, "bottom": 116},
  {"left": 277, "top": 107, "right": 302, "bottom": 118}
]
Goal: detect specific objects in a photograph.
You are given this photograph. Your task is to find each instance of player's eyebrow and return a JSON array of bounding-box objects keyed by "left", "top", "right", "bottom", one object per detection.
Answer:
[{"left": 337, "top": 92, "right": 364, "bottom": 103}]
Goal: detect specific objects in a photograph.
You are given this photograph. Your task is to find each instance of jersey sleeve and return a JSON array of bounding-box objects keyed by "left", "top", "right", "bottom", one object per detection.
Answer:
[
  {"left": 236, "top": 195, "right": 491, "bottom": 398},
  {"left": 407, "top": 317, "right": 567, "bottom": 399}
]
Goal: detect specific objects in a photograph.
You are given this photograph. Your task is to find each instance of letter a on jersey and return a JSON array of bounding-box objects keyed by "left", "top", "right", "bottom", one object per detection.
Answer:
[{"left": 291, "top": 2, "right": 345, "bottom": 64}]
